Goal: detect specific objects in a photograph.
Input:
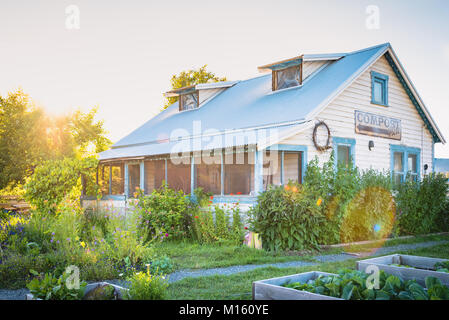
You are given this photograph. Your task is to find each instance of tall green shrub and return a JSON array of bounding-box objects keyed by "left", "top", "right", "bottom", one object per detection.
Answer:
[
  {"left": 134, "top": 185, "right": 196, "bottom": 242},
  {"left": 24, "top": 157, "right": 99, "bottom": 214},
  {"left": 250, "top": 182, "right": 325, "bottom": 251},
  {"left": 395, "top": 173, "right": 449, "bottom": 235}
]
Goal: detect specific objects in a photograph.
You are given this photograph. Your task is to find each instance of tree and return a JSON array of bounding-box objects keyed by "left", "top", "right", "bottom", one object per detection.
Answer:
[
  {"left": 163, "top": 65, "right": 226, "bottom": 109},
  {"left": 69, "top": 106, "right": 111, "bottom": 156},
  {"left": 0, "top": 89, "right": 111, "bottom": 189},
  {"left": 0, "top": 89, "right": 43, "bottom": 188}
]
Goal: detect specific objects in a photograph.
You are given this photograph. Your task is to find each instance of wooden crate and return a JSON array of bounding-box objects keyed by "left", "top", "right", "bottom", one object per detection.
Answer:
[
  {"left": 357, "top": 254, "right": 449, "bottom": 287},
  {"left": 252, "top": 271, "right": 342, "bottom": 300}
]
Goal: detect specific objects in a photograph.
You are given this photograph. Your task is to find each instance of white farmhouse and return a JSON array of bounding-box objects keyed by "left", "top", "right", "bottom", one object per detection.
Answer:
[{"left": 89, "top": 43, "right": 445, "bottom": 213}]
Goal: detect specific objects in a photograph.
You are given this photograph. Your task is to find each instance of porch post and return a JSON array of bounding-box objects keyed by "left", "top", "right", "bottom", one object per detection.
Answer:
[
  {"left": 220, "top": 150, "right": 224, "bottom": 196},
  {"left": 190, "top": 155, "right": 195, "bottom": 195},
  {"left": 139, "top": 161, "right": 145, "bottom": 192},
  {"left": 254, "top": 149, "right": 264, "bottom": 195},
  {"left": 124, "top": 162, "right": 129, "bottom": 198}
]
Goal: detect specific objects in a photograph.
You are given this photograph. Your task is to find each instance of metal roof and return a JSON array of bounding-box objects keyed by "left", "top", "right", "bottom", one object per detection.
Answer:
[{"left": 99, "top": 43, "right": 445, "bottom": 161}]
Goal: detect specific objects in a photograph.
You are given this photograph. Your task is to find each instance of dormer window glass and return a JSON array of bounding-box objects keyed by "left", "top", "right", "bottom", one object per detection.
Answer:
[
  {"left": 179, "top": 91, "right": 199, "bottom": 111},
  {"left": 273, "top": 65, "right": 302, "bottom": 91}
]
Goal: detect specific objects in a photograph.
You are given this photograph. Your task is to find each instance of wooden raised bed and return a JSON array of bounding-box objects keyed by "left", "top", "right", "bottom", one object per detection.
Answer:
[
  {"left": 26, "top": 281, "right": 129, "bottom": 300},
  {"left": 357, "top": 254, "right": 449, "bottom": 287},
  {"left": 252, "top": 271, "right": 342, "bottom": 300}
]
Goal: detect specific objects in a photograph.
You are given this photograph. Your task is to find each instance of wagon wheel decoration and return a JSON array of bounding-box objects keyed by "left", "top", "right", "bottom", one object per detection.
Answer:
[{"left": 312, "top": 121, "right": 332, "bottom": 151}]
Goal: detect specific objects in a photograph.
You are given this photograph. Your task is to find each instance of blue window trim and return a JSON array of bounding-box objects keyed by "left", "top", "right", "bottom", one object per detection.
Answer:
[
  {"left": 332, "top": 137, "right": 356, "bottom": 168},
  {"left": 371, "top": 71, "right": 389, "bottom": 107},
  {"left": 266, "top": 144, "right": 308, "bottom": 184},
  {"left": 390, "top": 144, "right": 421, "bottom": 182}
]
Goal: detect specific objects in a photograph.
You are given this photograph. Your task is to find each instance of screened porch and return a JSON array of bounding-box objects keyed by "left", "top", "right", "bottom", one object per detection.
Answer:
[{"left": 95, "top": 145, "right": 306, "bottom": 204}]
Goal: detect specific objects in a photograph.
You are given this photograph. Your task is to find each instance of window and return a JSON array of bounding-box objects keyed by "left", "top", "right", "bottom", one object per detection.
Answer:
[
  {"left": 224, "top": 151, "right": 254, "bottom": 195},
  {"left": 393, "top": 152, "right": 404, "bottom": 185},
  {"left": 407, "top": 154, "right": 418, "bottom": 182},
  {"left": 167, "top": 160, "right": 191, "bottom": 194},
  {"left": 284, "top": 152, "right": 301, "bottom": 184},
  {"left": 128, "top": 164, "right": 141, "bottom": 197},
  {"left": 337, "top": 145, "right": 351, "bottom": 167},
  {"left": 263, "top": 148, "right": 305, "bottom": 189},
  {"left": 98, "top": 164, "right": 110, "bottom": 195},
  {"left": 263, "top": 151, "right": 282, "bottom": 189},
  {"left": 390, "top": 145, "right": 421, "bottom": 184},
  {"left": 179, "top": 91, "right": 199, "bottom": 111},
  {"left": 273, "top": 65, "right": 302, "bottom": 91},
  {"left": 194, "top": 153, "right": 221, "bottom": 195},
  {"left": 111, "top": 163, "right": 124, "bottom": 195},
  {"left": 144, "top": 160, "right": 165, "bottom": 194},
  {"left": 371, "top": 71, "right": 389, "bottom": 106},
  {"left": 333, "top": 137, "right": 355, "bottom": 168}
]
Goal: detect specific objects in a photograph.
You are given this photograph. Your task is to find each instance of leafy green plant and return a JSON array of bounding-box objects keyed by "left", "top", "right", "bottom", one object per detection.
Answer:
[
  {"left": 125, "top": 268, "right": 168, "bottom": 300},
  {"left": 26, "top": 270, "right": 87, "bottom": 300},
  {"left": 134, "top": 184, "right": 196, "bottom": 242},
  {"left": 25, "top": 157, "right": 99, "bottom": 214},
  {"left": 395, "top": 173, "right": 449, "bottom": 235},
  {"left": 192, "top": 203, "right": 244, "bottom": 245},
  {"left": 146, "top": 255, "right": 175, "bottom": 275},
  {"left": 282, "top": 269, "right": 449, "bottom": 300},
  {"left": 250, "top": 182, "right": 325, "bottom": 251},
  {"left": 435, "top": 261, "right": 449, "bottom": 273}
]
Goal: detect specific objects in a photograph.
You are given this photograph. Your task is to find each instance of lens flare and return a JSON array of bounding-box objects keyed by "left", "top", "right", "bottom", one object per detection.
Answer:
[{"left": 340, "top": 186, "right": 395, "bottom": 255}]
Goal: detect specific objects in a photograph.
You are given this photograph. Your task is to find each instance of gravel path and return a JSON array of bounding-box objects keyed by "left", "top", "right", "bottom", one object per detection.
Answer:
[{"left": 1, "top": 239, "right": 447, "bottom": 299}]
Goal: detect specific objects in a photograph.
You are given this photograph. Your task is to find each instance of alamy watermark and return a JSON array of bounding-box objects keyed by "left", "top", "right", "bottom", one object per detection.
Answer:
[
  {"left": 366, "top": 5, "right": 380, "bottom": 30},
  {"left": 65, "top": 5, "right": 80, "bottom": 30}
]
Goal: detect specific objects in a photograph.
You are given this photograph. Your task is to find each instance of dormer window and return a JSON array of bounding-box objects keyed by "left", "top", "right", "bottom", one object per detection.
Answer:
[
  {"left": 273, "top": 65, "right": 302, "bottom": 91},
  {"left": 179, "top": 91, "right": 199, "bottom": 111},
  {"left": 258, "top": 56, "right": 303, "bottom": 92}
]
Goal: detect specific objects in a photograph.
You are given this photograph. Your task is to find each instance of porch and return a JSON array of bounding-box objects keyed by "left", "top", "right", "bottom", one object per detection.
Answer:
[{"left": 82, "top": 144, "right": 307, "bottom": 214}]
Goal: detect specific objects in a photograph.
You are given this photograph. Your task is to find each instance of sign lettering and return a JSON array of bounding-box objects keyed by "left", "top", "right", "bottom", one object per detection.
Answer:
[{"left": 355, "top": 110, "right": 401, "bottom": 140}]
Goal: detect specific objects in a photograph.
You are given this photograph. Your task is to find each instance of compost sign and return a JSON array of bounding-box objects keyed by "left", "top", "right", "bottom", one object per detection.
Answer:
[{"left": 354, "top": 110, "right": 401, "bottom": 140}]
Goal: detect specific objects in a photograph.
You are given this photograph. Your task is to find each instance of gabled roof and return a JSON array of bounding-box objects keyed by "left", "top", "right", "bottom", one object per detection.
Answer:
[{"left": 100, "top": 43, "right": 445, "bottom": 161}]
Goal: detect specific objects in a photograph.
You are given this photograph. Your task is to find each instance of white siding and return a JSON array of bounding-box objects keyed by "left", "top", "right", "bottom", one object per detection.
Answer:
[
  {"left": 281, "top": 55, "right": 434, "bottom": 176},
  {"left": 303, "top": 61, "right": 327, "bottom": 80},
  {"left": 199, "top": 88, "right": 224, "bottom": 105}
]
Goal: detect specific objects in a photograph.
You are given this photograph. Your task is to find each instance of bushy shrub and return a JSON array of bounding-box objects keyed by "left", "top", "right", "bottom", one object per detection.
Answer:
[
  {"left": 134, "top": 185, "right": 196, "bottom": 242},
  {"left": 340, "top": 186, "right": 396, "bottom": 243},
  {"left": 250, "top": 182, "right": 325, "bottom": 251},
  {"left": 192, "top": 203, "right": 244, "bottom": 245},
  {"left": 125, "top": 269, "right": 168, "bottom": 300},
  {"left": 395, "top": 173, "right": 449, "bottom": 235},
  {"left": 25, "top": 157, "right": 99, "bottom": 214},
  {"left": 304, "top": 156, "right": 394, "bottom": 245}
]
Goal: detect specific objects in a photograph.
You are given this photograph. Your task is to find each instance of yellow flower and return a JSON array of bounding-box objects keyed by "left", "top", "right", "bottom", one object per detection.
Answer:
[
  {"left": 316, "top": 198, "right": 323, "bottom": 207},
  {"left": 80, "top": 241, "right": 86, "bottom": 248}
]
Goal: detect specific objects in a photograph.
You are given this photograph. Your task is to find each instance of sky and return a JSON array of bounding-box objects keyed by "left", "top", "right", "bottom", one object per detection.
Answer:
[{"left": 0, "top": 0, "right": 448, "bottom": 157}]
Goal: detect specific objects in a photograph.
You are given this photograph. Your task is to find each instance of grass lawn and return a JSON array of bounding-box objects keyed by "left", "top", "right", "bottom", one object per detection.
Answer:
[
  {"left": 155, "top": 233, "right": 449, "bottom": 270},
  {"left": 153, "top": 241, "right": 317, "bottom": 270},
  {"left": 166, "top": 242, "right": 449, "bottom": 300}
]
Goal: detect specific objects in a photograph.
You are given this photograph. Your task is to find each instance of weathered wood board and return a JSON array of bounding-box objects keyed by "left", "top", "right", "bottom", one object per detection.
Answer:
[
  {"left": 252, "top": 271, "right": 342, "bottom": 300},
  {"left": 357, "top": 254, "right": 449, "bottom": 287}
]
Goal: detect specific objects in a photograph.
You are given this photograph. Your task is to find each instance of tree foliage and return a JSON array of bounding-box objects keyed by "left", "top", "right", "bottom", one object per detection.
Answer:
[
  {"left": 0, "top": 89, "right": 111, "bottom": 189},
  {"left": 163, "top": 65, "right": 226, "bottom": 109},
  {"left": 25, "top": 157, "right": 99, "bottom": 214}
]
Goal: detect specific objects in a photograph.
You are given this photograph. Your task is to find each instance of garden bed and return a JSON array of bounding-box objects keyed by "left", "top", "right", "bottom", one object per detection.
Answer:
[
  {"left": 252, "top": 271, "right": 341, "bottom": 300},
  {"left": 357, "top": 254, "right": 449, "bottom": 287},
  {"left": 26, "top": 282, "right": 129, "bottom": 300}
]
